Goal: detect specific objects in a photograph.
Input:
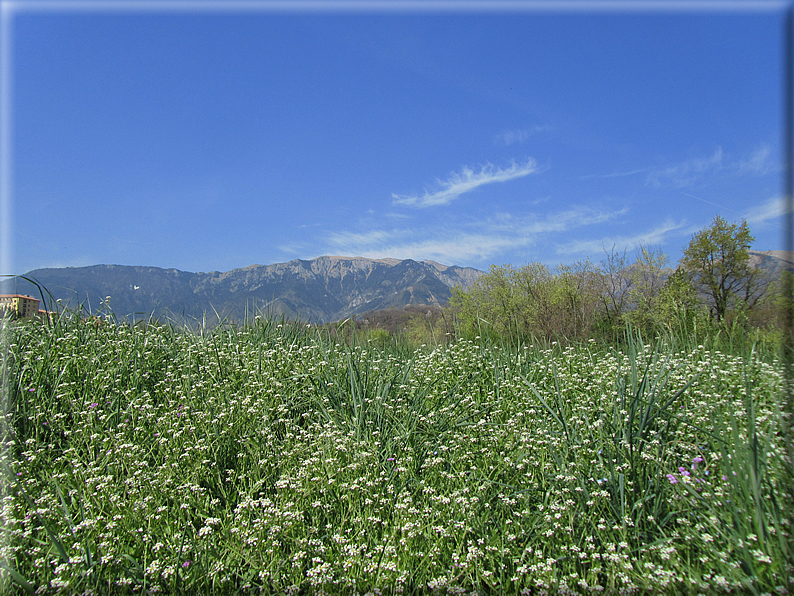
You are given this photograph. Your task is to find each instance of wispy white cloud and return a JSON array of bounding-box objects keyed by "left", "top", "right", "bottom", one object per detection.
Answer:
[
  {"left": 646, "top": 148, "right": 724, "bottom": 189},
  {"left": 580, "top": 168, "right": 650, "bottom": 180},
  {"left": 645, "top": 145, "right": 774, "bottom": 189},
  {"left": 354, "top": 234, "right": 530, "bottom": 264},
  {"left": 495, "top": 125, "right": 551, "bottom": 146},
  {"left": 313, "top": 195, "right": 784, "bottom": 266},
  {"left": 322, "top": 204, "right": 628, "bottom": 265},
  {"left": 524, "top": 206, "right": 627, "bottom": 233},
  {"left": 478, "top": 206, "right": 626, "bottom": 237},
  {"left": 498, "top": 129, "right": 530, "bottom": 145},
  {"left": 679, "top": 192, "right": 788, "bottom": 231},
  {"left": 277, "top": 241, "right": 311, "bottom": 255},
  {"left": 327, "top": 229, "right": 399, "bottom": 248},
  {"left": 392, "top": 159, "right": 539, "bottom": 208},
  {"left": 736, "top": 144, "right": 773, "bottom": 176},
  {"left": 554, "top": 218, "right": 691, "bottom": 256},
  {"left": 743, "top": 196, "right": 791, "bottom": 226}
]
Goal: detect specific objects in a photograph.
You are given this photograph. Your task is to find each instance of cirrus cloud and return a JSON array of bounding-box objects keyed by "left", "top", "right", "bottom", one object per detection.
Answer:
[
  {"left": 392, "top": 159, "right": 539, "bottom": 208},
  {"left": 322, "top": 204, "right": 629, "bottom": 265},
  {"left": 743, "top": 195, "right": 791, "bottom": 227},
  {"left": 554, "top": 218, "right": 692, "bottom": 256},
  {"left": 645, "top": 145, "right": 775, "bottom": 189}
]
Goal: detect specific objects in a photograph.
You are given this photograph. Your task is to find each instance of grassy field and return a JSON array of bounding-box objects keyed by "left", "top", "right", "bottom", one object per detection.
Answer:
[{"left": 0, "top": 313, "right": 791, "bottom": 594}]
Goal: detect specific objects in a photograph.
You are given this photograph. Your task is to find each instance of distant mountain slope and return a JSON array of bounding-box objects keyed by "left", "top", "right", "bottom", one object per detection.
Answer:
[
  {"left": 748, "top": 250, "right": 794, "bottom": 278},
  {"left": 8, "top": 256, "right": 484, "bottom": 324}
]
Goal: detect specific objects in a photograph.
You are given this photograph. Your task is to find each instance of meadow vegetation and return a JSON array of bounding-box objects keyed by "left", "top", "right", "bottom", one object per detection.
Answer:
[
  {"left": 0, "top": 306, "right": 791, "bottom": 594},
  {"left": 0, "top": 216, "right": 791, "bottom": 594}
]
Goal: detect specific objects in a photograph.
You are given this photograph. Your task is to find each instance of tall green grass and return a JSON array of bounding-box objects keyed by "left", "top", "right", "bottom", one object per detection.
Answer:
[{"left": 0, "top": 309, "right": 790, "bottom": 594}]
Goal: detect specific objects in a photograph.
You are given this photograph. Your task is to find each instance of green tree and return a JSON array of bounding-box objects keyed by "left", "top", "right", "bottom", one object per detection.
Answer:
[
  {"left": 449, "top": 264, "right": 522, "bottom": 340},
  {"left": 552, "top": 260, "right": 601, "bottom": 341},
  {"left": 655, "top": 267, "right": 705, "bottom": 334},
  {"left": 449, "top": 261, "right": 600, "bottom": 344},
  {"left": 680, "top": 215, "right": 764, "bottom": 322},
  {"left": 511, "top": 261, "right": 555, "bottom": 336},
  {"left": 627, "top": 246, "right": 671, "bottom": 334}
]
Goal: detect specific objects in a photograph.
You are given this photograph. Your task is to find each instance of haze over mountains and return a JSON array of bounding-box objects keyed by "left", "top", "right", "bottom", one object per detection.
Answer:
[{"left": 8, "top": 256, "right": 484, "bottom": 324}]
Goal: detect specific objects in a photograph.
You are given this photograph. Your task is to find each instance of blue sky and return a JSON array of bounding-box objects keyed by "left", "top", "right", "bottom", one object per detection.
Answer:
[{"left": 2, "top": 1, "right": 788, "bottom": 275}]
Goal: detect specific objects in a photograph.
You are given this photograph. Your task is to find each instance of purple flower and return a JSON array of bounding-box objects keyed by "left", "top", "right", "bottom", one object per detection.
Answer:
[
  {"left": 666, "top": 474, "right": 677, "bottom": 484},
  {"left": 386, "top": 457, "right": 395, "bottom": 462},
  {"left": 182, "top": 561, "right": 191, "bottom": 569},
  {"left": 679, "top": 467, "right": 690, "bottom": 477}
]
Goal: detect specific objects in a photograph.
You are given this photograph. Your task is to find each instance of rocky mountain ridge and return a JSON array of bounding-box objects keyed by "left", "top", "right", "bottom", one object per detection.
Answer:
[{"left": 8, "top": 256, "right": 484, "bottom": 324}]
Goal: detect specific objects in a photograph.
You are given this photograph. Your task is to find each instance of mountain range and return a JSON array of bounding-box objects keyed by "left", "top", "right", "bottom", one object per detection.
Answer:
[
  {"left": 7, "top": 250, "right": 792, "bottom": 325},
  {"left": 7, "top": 256, "right": 484, "bottom": 324},
  {"left": 747, "top": 250, "right": 794, "bottom": 277}
]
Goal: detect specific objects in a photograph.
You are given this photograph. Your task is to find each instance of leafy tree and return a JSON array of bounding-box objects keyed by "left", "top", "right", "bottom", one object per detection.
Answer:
[
  {"left": 511, "top": 261, "right": 555, "bottom": 336},
  {"left": 552, "top": 260, "right": 601, "bottom": 341},
  {"left": 655, "top": 267, "right": 706, "bottom": 335},
  {"left": 627, "top": 246, "right": 671, "bottom": 334},
  {"left": 449, "top": 261, "right": 600, "bottom": 343},
  {"left": 449, "top": 264, "right": 522, "bottom": 340},
  {"left": 680, "top": 215, "right": 764, "bottom": 322}
]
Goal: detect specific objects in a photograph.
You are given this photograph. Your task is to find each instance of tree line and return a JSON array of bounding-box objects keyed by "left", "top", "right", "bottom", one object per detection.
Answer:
[{"left": 446, "top": 215, "right": 790, "bottom": 347}]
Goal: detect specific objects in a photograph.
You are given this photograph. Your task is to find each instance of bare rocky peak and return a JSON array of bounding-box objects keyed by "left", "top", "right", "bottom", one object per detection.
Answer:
[
  {"left": 17, "top": 255, "right": 484, "bottom": 323},
  {"left": 306, "top": 256, "right": 399, "bottom": 278},
  {"left": 223, "top": 256, "right": 482, "bottom": 288}
]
